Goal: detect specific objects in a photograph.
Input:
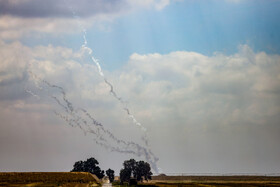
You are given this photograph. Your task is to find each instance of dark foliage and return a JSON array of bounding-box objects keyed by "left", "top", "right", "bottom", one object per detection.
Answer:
[
  {"left": 120, "top": 168, "right": 131, "bottom": 184},
  {"left": 123, "top": 159, "right": 137, "bottom": 177},
  {"left": 106, "top": 168, "right": 115, "bottom": 183},
  {"left": 119, "top": 158, "right": 153, "bottom": 183},
  {"left": 71, "top": 157, "right": 105, "bottom": 179},
  {"left": 129, "top": 178, "right": 138, "bottom": 185},
  {"left": 135, "top": 160, "right": 152, "bottom": 182}
]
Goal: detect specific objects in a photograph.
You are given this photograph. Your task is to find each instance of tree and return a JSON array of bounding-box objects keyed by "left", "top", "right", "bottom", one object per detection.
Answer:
[
  {"left": 106, "top": 168, "right": 115, "bottom": 183},
  {"left": 120, "top": 168, "right": 131, "bottom": 184},
  {"left": 71, "top": 157, "right": 105, "bottom": 179},
  {"left": 120, "top": 158, "right": 136, "bottom": 183},
  {"left": 119, "top": 159, "right": 153, "bottom": 183},
  {"left": 123, "top": 159, "right": 137, "bottom": 177},
  {"left": 72, "top": 160, "right": 84, "bottom": 172},
  {"left": 135, "top": 161, "right": 152, "bottom": 182}
]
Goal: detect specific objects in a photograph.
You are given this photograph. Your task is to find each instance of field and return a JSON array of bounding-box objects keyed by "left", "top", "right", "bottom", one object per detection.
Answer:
[
  {"left": 0, "top": 172, "right": 101, "bottom": 187},
  {"left": 1, "top": 173, "right": 280, "bottom": 187},
  {"left": 143, "top": 175, "right": 280, "bottom": 187}
]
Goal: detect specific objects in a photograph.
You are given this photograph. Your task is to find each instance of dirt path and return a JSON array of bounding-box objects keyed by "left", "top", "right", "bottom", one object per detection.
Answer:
[{"left": 102, "top": 183, "right": 112, "bottom": 187}]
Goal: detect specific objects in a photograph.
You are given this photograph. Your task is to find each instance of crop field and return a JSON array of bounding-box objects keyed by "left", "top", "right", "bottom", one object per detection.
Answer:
[
  {"left": 143, "top": 175, "right": 280, "bottom": 187},
  {"left": 0, "top": 172, "right": 100, "bottom": 187},
  {"left": 2, "top": 173, "right": 280, "bottom": 187}
]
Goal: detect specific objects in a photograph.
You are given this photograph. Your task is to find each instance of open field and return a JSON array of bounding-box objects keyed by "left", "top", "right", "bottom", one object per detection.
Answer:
[
  {"left": 152, "top": 175, "right": 280, "bottom": 181},
  {"left": 2, "top": 173, "right": 280, "bottom": 187},
  {"left": 143, "top": 175, "right": 280, "bottom": 187},
  {"left": 0, "top": 172, "right": 101, "bottom": 187}
]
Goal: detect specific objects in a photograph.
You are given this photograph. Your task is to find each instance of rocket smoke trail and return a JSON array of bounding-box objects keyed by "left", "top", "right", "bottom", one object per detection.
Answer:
[
  {"left": 64, "top": 0, "right": 147, "bottom": 135},
  {"left": 78, "top": 15, "right": 153, "bottom": 154},
  {"left": 62, "top": 6, "right": 155, "bottom": 170},
  {"left": 25, "top": 88, "right": 40, "bottom": 99},
  {"left": 27, "top": 71, "right": 159, "bottom": 173},
  {"left": 25, "top": 0, "right": 160, "bottom": 173}
]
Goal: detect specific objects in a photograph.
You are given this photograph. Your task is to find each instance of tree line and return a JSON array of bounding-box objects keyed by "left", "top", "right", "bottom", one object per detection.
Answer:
[{"left": 71, "top": 157, "right": 152, "bottom": 183}]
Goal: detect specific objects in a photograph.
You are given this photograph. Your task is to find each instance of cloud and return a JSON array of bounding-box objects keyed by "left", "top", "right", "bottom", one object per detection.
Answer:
[
  {"left": 0, "top": 0, "right": 172, "bottom": 18},
  {"left": 1, "top": 40, "right": 280, "bottom": 173},
  {"left": 117, "top": 46, "right": 280, "bottom": 173},
  {"left": 0, "top": 0, "right": 174, "bottom": 40},
  {"left": 118, "top": 45, "right": 280, "bottom": 124},
  {"left": 0, "top": 0, "right": 125, "bottom": 18},
  {"left": 0, "top": 13, "right": 117, "bottom": 40}
]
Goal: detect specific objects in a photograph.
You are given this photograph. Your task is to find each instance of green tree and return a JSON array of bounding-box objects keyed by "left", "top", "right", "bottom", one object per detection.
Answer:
[
  {"left": 71, "top": 157, "right": 105, "bottom": 179},
  {"left": 106, "top": 168, "right": 115, "bottom": 183},
  {"left": 119, "top": 159, "right": 153, "bottom": 183},
  {"left": 123, "top": 158, "right": 136, "bottom": 177},
  {"left": 120, "top": 168, "right": 131, "bottom": 184},
  {"left": 72, "top": 160, "right": 84, "bottom": 172},
  {"left": 135, "top": 161, "right": 152, "bottom": 182}
]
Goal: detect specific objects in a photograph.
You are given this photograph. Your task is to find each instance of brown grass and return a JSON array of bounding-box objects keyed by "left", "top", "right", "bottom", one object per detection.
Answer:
[
  {"left": 152, "top": 175, "right": 280, "bottom": 181},
  {"left": 0, "top": 172, "right": 100, "bottom": 187},
  {"left": 146, "top": 175, "right": 280, "bottom": 187}
]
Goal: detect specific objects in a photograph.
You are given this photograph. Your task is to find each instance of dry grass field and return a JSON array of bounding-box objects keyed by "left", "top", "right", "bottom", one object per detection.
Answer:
[
  {"left": 145, "top": 175, "right": 280, "bottom": 187},
  {"left": 2, "top": 172, "right": 280, "bottom": 187},
  {"left": 0, "top": 172, "right": 101, "bottom": 187}
]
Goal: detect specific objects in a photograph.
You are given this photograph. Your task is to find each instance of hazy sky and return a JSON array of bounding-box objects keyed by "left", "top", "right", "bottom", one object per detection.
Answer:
[{"left": 1, "top": 0, "right": 280, "bottom": 175}]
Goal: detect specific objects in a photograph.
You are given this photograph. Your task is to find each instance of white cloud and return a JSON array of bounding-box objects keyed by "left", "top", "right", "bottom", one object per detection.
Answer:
[
  {"left": 0, "top": 14, "right": 118, "bottom": 39},
  {"left": 120, "top": 45, "right": 280, "bottom": 125},
  {"left": 1, "top": 40, "right": 280, "bottom": 173}
]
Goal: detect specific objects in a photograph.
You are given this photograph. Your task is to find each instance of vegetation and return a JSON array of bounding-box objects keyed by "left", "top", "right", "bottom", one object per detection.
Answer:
[
  {"left": 144, "top": 175, "right": 280, "bottom": 187},
  {"left": 2, "top": 172, "right": 280, "bottom": 187},
  {"left": 71, "top": 157, "right": 105, "bottom": 179},
  {"left": 0, "top": 172, "right": 100, "bottom": 186},
  {"left": 120, "top": 158, "right": 153, "bottom": 183},
  {"left": 106, "top": 168, "right": 115, "bottom": 183}
]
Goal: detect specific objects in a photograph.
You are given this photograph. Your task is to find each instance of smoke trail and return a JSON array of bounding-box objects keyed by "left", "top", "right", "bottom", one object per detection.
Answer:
[
  {"left": 124, "top": 107, "right": 147, "bottom": 132},
  {"left": 27, "top": 70, "right": 159, "bottom": 173},
  {"left": 25, "top": 89, "right": 40, "bottom": 99},
  {"left": 75, "top": 8, "right": 153, "bottom": 154},
  {"left": 26, "top": 1, "right": 160, "bottom": 173},
  {"left": 64, "top": 0, "right": 147, "bottom": 134},
  {"left": 104, "top": 79, "right": 123, "bottom": 102}
]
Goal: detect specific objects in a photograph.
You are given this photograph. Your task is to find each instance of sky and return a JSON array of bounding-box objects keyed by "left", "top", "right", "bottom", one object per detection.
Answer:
[{"left": 0, "top": 0, "right": 280, "bottom": 175}]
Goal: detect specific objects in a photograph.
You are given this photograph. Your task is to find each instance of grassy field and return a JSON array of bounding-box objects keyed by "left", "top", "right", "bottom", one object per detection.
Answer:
[{"left": 0, "top": 172, "right": 101, "bottom": 187}]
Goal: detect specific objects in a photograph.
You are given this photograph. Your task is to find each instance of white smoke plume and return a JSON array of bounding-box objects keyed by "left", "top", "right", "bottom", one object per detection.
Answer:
[
  {"left": 27, "top": 70, "right": 159, "bottom": 173},
  {"left": 64, "top": 0, "right": 148, "bottom": 134},
  {"left": 63, "top": 0, "right": 155, "bottom": 159}
]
